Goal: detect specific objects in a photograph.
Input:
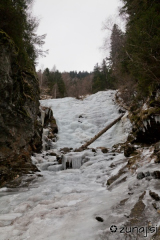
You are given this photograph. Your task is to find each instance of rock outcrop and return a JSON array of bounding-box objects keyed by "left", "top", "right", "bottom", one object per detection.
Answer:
[
  {"left": 116, "top": 89, "right": 160, "bottom": 144},
  {"left": 0, "top": 30, "right": 42, "bottom": 187},
  {"left": 40, "top": 106, "right": 58, "bottom": 151}
]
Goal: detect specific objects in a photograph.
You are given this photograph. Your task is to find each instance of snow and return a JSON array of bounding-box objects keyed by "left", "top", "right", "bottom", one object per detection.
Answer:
[
  {"left": 40, "top": 91, "right": 131, "bottom": 149},
  {"left": 0, "top": 90, "right": 159, "bottom": 240}
]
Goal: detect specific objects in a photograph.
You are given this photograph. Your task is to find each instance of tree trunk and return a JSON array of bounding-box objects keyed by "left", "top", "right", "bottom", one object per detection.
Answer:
[{"left": 75, "top": 114, "right": 124, "bottom": 152}]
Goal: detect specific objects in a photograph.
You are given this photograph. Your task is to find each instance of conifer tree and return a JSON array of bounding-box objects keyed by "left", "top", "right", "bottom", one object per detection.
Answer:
[
  {"left": 110, "top": 24, "right": 124, "bottom": 69},
  {"left": 43, "top": 69, "right": 66, "bottom": 98},
  {"left": 120, "top": 0, "right": 160, "bottom": 95},
  {"left": 92, "top": 64, "right": 102, "bottom": 93},
  {"left": 0, "top": 0, "right": 46, "bottom": 67}
]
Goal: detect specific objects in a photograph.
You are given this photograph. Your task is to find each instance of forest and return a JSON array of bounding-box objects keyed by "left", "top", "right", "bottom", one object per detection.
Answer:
[{"left": 37, "top": 0, "right": 160, "bottom": 104}]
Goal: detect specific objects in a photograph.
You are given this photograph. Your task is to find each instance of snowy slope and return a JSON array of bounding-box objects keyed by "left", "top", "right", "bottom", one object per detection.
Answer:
[
  {"left": 0, "top": 91, "right": 159, "bottom": 240},
  {"left": 40, "top": 90, "right": 131, "bottom": 149}
]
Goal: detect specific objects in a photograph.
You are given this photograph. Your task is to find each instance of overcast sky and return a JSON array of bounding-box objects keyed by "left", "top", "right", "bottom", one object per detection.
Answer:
[{"left": 32, "top": 0, "right": 122, "bottom": 72}]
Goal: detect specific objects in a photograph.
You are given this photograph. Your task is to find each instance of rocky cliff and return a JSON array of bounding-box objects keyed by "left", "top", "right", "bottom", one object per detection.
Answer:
[{"left": 0, "top": 30, "right": 42, "bottom": 187}]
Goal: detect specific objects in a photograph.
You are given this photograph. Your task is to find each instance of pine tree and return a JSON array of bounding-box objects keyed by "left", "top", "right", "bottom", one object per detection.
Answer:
[
  {"left": 0, "top": 0, "right": 46, "bottom": 66},
  {"left": 110, "top": 24, "right": 124, "bottom": 69},
  {"left": 120, "top": 0, "right": 160, "bottom": 95},
  {"left": 101, "top": 59, "right": 115, "bottom": 89},
  {"left": 92, "top": 64, "right": 102, "bottom": 93},
  {"left": 43, "top": 69, "right": 66, "bottom": 98}
]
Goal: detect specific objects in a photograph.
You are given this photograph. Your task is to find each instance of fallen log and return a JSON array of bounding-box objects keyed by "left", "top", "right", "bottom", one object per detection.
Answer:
[{"left": 75, "top": 114, "right": 124, "bottom": 152}]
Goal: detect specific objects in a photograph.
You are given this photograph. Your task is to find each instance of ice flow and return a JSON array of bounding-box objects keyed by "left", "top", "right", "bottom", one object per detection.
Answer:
[{"left": 0, "top": 91, "right": 133, "bottom": 240}]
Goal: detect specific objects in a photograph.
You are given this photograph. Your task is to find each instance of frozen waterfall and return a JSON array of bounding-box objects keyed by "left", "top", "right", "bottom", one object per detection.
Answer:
[{"left": 62, "top": 152, "right": 85, "bottom": 169}]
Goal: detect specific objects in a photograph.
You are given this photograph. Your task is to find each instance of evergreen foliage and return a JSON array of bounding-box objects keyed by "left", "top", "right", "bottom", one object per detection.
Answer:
[
  {"left": 43, "top": 68, "right": 66, "bottom": 98},
  {"left": 0, "top": 0, "right": 46, "bottom": 67},
  {"left": 69, "top": 71, "right": 90, "bottom": 79},
  {"left": 110, "top": 24, "right": 124, "bottom": 71},
  {"left": 92, "top": 61, "right": 114, "bottom": 94},
  {"left": 120, "top": 0, "right": 160, "bottom": 95}
]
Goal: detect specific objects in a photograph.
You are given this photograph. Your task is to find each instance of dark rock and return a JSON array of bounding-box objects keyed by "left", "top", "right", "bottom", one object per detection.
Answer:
[
  {"left": 97, "top": 147, "right": 108, "bottom": 153},
  {"left": 137, "top": 172, "right": 145, "bottom": 180},
  {"left": 152, "top": 171, "right": 160, "bottom": 179},
  {"left": 118, "top": 108, "right": 126, "bottom": 114},
  {"left": 149, "top": 190, "right": 160, "bottom": 201},
  {"left": 92, "top": 148, "right": 96, "bottom": 152},
  {"left": 128, "top": 192, "right": 134, "bottom": 195},
  {"left": 124, "top": 144, "right": 135, "bottom": 157},
  {"left": 101, "top": 147, "right": 108, "bottom": 154},
  {"left": 36, "top": 174, "right": 43, "bottom": 177},
  {"left": 95, "top": 217, "right": 104, "bottom": 222}
]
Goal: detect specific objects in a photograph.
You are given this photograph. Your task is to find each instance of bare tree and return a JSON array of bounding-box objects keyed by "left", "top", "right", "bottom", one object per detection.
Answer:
[{"left": 62, "top": 73, "right": 93, "bottom": 98}]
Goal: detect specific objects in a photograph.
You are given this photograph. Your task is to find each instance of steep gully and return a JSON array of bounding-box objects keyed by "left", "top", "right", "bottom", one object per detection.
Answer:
[{"left": 1, "top": 91, "right": 160, "bottom": 239}]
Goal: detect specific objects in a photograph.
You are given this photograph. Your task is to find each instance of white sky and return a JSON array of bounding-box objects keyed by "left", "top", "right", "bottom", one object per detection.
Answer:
[{"left": 32, "top": 0, "right": 122, "bottom": 72}]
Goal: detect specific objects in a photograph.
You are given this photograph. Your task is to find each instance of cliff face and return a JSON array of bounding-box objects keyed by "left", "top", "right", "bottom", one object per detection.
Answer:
[{"left": 0, "top": 31, "right": 42, "bottom": 186}]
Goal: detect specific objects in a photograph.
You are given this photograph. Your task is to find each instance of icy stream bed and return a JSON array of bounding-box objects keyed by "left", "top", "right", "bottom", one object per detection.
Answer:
[
  {"left": 40, "top": 90, "right": 131, "bottom": 149},
  {"left": 0, "top": 151, "right": 129, "bottom": 240},
  {"left": 1, "top": 91, "right": 159, "bottom": 240}
]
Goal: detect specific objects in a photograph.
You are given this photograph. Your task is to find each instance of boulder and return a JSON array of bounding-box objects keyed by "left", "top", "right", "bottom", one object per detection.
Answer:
[
  {"left": 152, "top": 171, "right": 160, "bottom": 179},
  {"left": 96, "top": 147, "right": 108, "bottom": 153},
  {"left": 137, "top": 172, "right": 145, "bottom": 180},
  {"left": 101, "top": 147, "right": 108, "bottom": 154},
  {"left": 149, "top": 190, "right": 160, "bottom": 201}
]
